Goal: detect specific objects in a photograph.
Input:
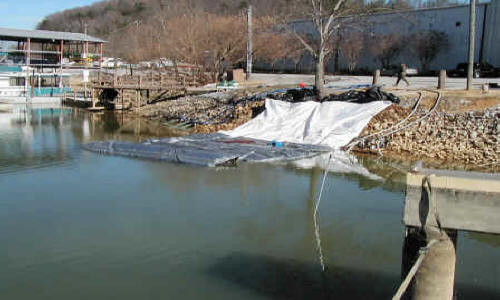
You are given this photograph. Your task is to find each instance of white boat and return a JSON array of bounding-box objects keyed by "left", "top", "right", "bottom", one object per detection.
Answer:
[
  {"left": 0, "top": 71, "right": 25, "bottom": 97},
  {"left": 0, "top": 102, "right": 13, "bottom": 112},
  {"left": 0, "top": 67, "right": 72, "bottom": 103}
]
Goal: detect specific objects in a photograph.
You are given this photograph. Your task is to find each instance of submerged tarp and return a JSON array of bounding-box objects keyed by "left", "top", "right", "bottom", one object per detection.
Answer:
[
  {"left": 222, "top": 99, "right": 391, "bottom": 149},
  {"left": 83, "top": 133, "right": 332, "bottom": 167}
]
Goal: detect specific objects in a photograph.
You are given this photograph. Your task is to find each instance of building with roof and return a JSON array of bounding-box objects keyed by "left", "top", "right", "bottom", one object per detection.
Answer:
[{"left": 0, "top": 27, "right": 106, "bottom": 70}]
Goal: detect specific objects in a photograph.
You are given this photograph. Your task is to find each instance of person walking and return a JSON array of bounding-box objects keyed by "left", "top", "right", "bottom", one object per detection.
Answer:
[{"left": 394, "top": 63, "right": 410, "bottom": 87}]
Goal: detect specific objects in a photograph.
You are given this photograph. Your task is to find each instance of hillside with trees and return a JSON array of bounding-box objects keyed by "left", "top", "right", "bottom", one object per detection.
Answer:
[{"left": 37, "top": 0, "right": 297, "bottom": 38}]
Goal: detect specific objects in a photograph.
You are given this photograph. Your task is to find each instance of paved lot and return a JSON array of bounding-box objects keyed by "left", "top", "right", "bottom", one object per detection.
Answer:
[{"left": 251, "top": 73, "right": 500, "bottom": 90}]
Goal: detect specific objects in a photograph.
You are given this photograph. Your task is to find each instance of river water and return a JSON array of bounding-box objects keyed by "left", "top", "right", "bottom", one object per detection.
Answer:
[{"left": 0, "top": 104, "right": 498, "bottom": 299}]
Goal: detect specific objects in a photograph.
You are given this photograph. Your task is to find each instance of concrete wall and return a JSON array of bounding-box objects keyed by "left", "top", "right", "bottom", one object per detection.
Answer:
[
  {"left": 350, "top": 4, "right": 487, "bottom": 71},
  {"left": 482, "top": 0, "right": 500, "bottom": 66},
  {"left": 258, "top": 2, "right": 499, "bottom": 74}
]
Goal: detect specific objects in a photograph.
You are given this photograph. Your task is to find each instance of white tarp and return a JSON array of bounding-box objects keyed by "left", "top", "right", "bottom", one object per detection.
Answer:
[
  {"left": 223, "top": 99, "right": 391, "bottom": 149},
  {"left": 292, "top": 151, "right": 382, "bottom": 181}
]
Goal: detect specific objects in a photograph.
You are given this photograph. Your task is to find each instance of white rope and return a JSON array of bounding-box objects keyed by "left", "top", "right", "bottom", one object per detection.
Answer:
[
  {"left": 346, "top": 92, "right": 423, "bottom": 152},
  {"left": 313, "top": 153, "right": 333, "bottom": 272},
  {"left": 382, "top": 91, "right": 442, "bottom": 137}
]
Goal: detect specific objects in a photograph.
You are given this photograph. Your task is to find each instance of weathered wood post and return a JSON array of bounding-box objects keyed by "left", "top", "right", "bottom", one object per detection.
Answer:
[
  {"left": 91, "top": 88, "right": 95, "bottom": 108},
  {"left": 372, "top": 69, "right": 380, "bottom": 85},
  {"left": 438, "top": 70, "right": 446, "bottom": 90},
  {"left": 482, "top": 83, "right": 489, "bottom": 93},
  {"left": 137, "top": 76, "right": 142, "bottom": 109}
]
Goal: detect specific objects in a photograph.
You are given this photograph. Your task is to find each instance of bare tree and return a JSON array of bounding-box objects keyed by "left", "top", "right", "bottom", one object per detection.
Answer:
[
  {"left": 283, "top": 0, "right": 352, "bottom": 100},
  {"left": 254, "top": 32, "right": 288, "bottom": 72},
  {"left": 340, "top": 32, "right": 364, "bottom": 73},
  {"left": 253, "top": 17, "right": 303, "bottom": 73},
  {"left": 368, "top": 33, "right": 403, "bottom": 68},
  {"left": 164, "top": 12, "right": 247, "bottom": 81},
  {"left": 409, "top": 30, "right": 449, "bottom": 73}
]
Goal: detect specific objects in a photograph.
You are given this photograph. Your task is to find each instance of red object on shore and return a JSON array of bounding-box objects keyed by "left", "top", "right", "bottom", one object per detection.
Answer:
[{"left": 299, "top": 83, "right": 306, "bottom": 88}]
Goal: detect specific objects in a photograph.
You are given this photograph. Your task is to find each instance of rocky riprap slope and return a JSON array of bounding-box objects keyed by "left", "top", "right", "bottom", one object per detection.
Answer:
[
  {"left": 354, "top": 106, "right": 499, "bottom": 170},
  {"left": 138, "top": 94, "right": 265, "bottom": 133}
]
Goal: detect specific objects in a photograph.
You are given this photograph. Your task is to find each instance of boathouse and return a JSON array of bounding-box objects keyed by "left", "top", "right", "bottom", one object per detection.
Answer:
[{"left": 0, "top": 27, "right": 106, "bottom": 70}]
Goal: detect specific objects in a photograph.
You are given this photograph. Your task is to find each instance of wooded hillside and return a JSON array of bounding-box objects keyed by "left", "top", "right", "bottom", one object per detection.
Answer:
[{"left": 37, "top": 0, "right": 295, "bottom": 37}]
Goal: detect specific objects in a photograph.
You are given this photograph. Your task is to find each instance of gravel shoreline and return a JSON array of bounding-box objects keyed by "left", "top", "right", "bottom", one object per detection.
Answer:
[{"left": 353, "top": 105, "right": 499, "bottom": 172}]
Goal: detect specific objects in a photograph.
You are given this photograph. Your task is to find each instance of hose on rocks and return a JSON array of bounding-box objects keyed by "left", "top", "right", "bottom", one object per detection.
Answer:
[{"left": 347, "top": 91, "right": 442, "bottom": 154}]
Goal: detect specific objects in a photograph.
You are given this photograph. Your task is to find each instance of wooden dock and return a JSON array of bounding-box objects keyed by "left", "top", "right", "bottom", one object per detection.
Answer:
[{"left": 88, "top": 68, "right": 209, "bottom": 110}]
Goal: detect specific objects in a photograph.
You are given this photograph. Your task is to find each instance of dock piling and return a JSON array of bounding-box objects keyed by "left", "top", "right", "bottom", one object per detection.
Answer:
[{"left": 372, "top": 69, "right": 380, "bottom": 85}]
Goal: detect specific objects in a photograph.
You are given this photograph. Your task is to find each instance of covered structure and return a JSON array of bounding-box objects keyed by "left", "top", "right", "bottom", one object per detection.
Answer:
[
  {"left": 0, "top": 27, "right": 106, "bottom": 69},
  {"left": 0, "top": 28, "right": 106, "bottom": 101}
]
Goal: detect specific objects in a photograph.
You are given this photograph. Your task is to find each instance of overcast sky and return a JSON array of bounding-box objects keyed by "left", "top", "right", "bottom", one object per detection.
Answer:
[{"left": 0, "top": 0, "right": 101, "bottom": 30}]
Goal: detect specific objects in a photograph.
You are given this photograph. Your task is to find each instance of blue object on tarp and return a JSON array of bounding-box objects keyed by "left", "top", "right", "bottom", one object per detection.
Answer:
[{"left": 269, "top": 140, "right": 283, "bottom": 148}]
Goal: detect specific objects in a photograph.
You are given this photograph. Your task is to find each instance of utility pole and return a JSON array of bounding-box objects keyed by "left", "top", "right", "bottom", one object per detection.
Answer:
[
  {"left": 467, "top": 0, "right": 476, "bottom": 90},
  {"left": 246, "top": 5, "right": 253, "bottom": 80}
]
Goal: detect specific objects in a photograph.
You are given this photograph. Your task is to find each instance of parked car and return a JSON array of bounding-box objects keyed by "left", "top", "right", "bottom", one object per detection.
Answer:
[
  {"left": 102, "top": 58, "right": 125, "bottom": 68},
  {"left": 381, "top": 65, "right": 418, "bottom": 76},
  {"left": 448, "top": 62, "right": 499, "bottom": 78},
  {"left": 138, "top": 61, "right": 153, "bottom": 69}
]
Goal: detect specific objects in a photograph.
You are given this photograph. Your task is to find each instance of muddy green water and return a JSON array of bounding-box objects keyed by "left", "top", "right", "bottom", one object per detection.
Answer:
[{"left": 0, "top": 105, "right": 498, "bottom": 299}]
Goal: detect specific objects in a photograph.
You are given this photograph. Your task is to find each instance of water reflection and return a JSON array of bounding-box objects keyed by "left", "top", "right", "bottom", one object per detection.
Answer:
[
  {"left": 0, "top": 104, "right": 184, "bottom": 174},
  {"left": 0, "top": 105, "right": 74, "bottom": 173},
  {"left": 82, "top": 111, "right": 188, "bottom": 143},
  {"left": 0, "top": 104, "right": 498, "bottom": 299}
]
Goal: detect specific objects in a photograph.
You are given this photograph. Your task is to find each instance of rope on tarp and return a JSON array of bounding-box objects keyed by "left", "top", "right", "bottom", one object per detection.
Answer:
[{"left": 313, "top": 153, "right": 333, "bottom": 272}]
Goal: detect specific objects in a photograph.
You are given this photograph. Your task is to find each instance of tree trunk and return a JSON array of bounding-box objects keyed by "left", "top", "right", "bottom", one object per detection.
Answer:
[
  {"left": 349, "top": 61, "right": 356, "bottom": 74},
  {"left": 315, "top": 52, "right": 325, "bottom": 100}
]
